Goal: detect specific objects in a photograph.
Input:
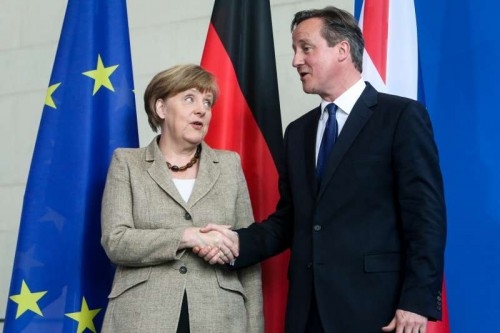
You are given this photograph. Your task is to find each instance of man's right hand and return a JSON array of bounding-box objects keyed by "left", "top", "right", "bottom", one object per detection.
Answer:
[{"left": 193, "top": 223, "right": 239, "bottom": 265}]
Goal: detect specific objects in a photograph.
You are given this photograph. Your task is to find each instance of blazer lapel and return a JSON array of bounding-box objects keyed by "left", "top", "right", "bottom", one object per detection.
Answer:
[
  {"left": 317, "top": 83, "right": 378, "bottom": 198},
  {"left": 145, "top": 138, "right": 187, "bottom": 208},
  {"left": 188, "top": 142, "right": 220, "bottom": 207}
]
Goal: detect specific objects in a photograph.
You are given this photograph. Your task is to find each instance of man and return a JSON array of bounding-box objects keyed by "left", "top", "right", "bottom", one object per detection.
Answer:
[{"left": 197, "top": 6, "right": 446, "bottom": 333}]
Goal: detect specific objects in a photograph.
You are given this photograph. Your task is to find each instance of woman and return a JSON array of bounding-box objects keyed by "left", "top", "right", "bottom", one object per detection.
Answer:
[{"left": 100, "top": 64, "right": 263, "bottom": 333}]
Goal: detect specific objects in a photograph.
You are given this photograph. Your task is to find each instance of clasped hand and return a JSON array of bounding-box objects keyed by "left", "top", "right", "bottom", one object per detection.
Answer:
[{"left": 190, "top": 223, "right": 239, "bottom": 265}]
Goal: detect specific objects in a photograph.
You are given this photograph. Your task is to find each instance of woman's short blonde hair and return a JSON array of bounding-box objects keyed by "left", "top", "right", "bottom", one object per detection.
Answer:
[{"left": 144, "top": 64, "right": 219, "bottom": 132}]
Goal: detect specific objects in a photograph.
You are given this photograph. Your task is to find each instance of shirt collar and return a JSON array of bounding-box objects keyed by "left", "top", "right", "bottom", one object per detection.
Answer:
[{"left": 319, "top": 79, "right": 366, "bottom": 118}]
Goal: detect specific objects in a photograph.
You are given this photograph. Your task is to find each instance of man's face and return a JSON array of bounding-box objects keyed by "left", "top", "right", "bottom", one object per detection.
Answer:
[{"left": 292, "top": 17, "right": 341, "bottom": 98}]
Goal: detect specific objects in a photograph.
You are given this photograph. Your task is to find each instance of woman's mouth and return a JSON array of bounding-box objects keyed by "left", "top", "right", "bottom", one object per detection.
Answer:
[{"left": 191, "top": 121, "right": 203, "bottom": 130}]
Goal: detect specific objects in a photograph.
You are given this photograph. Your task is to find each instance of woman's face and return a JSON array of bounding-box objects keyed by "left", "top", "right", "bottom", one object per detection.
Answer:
[{"left": 156, "top": 88, "right": 214, "bottom": 146}]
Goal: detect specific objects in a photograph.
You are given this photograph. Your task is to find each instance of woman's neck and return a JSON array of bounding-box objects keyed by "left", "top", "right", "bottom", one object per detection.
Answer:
[{"left": 158, "top": 136, "right": 201, "bottom": 179}]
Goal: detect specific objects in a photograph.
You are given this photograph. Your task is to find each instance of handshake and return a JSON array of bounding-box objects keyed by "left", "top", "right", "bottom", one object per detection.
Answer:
[{"left": 186, "top": 223, "right": 240, "bottom": 265}]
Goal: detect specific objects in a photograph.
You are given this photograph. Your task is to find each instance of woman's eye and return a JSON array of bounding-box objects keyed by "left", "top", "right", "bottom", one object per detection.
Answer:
[
  {"left": 185, "top": 96, "right": 194, "bottom": 103},
  {"left": 203, "top": 100, "right": 212, "bottom": 108}
]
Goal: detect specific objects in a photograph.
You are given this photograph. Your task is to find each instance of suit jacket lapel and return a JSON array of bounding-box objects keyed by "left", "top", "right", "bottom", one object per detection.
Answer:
[
  {"left": 145, "top": 138, "right": 187, "bottom": 208},
  {"left": 146, "top": 139, "right": 221, "bottom": 209},
  {"left": 188, "top": 142, "right": 220, "bottom": 206},
  {"left": 304, "top": 107, "right": 321, "bottom": 196},
  {"left": 317, "top": 83, "right": 378, "bottom": 198}
]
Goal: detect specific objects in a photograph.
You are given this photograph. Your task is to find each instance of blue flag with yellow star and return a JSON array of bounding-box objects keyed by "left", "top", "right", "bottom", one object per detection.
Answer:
[{"left": 4, "top": 0, "right": 138, "bottom": 332}]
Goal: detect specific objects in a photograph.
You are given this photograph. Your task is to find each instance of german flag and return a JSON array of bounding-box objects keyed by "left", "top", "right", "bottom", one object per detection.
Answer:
[{"left": 201, "top": 0, "right": 288, "bottom": 331}]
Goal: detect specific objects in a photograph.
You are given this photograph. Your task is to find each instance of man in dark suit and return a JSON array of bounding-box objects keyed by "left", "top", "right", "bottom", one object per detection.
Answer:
[{"left": 196, "top": 6, "right": 446, "bottom": 333}]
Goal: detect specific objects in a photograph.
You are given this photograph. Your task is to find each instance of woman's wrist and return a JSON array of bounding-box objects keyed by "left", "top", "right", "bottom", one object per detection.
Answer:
[{"left": 179, "top": 227, "right": 200, "bottom": 249}]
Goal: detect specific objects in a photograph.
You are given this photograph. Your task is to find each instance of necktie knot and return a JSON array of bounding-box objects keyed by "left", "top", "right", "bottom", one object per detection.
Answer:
[
  {"left": 325, "top": 103, "right": 337, "bottom": 118},
  {"left": 317, "top": 103, "right": 338, "bottom": 182}
]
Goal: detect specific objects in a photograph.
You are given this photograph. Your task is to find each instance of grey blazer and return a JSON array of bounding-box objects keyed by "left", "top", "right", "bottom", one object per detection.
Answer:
[{"left": 101, "top": 137, "right": 263, "bottom": 333}]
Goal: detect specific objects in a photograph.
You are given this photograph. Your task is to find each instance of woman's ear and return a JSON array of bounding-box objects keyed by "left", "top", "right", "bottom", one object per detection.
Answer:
[{"left": 155, "top": 98, "right": 166, "bottom": 119}]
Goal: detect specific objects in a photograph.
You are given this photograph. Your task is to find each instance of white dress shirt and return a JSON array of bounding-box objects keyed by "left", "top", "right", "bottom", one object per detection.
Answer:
[
  {"left": 172, "top": 178, "right": 195, "bottom": 202},
  {"left": 315, "top": 79, "right": 366, "bottom": 164}
]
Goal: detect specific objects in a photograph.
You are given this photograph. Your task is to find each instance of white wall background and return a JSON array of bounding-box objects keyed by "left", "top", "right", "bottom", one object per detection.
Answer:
[{"left": 0, "top": 0, "right": 352, "bottom": 325}]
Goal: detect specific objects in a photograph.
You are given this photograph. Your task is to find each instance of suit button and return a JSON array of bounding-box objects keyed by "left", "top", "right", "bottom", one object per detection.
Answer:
[
  {"left": 307, "top": 262, "right": 313, "bottom": 269},
  {"left": 313, "top": 225, "right": 321, "bottom": 231},
  {"left": 184, "top": 212, "right": 192, "bottom": 220},
  {"left": 179, "top": 266, "right": 187, "bottom": 274}
]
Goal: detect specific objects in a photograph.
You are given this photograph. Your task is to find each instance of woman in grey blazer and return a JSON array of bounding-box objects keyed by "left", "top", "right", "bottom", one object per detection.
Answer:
[{"left": 100, "top": 64, "right": 263, "bottom": 333}]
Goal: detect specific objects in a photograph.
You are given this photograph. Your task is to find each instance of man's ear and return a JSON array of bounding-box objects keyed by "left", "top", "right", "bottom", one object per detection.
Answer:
[{"left": 337, "top": 40, "right": 350, "bottom": 62}]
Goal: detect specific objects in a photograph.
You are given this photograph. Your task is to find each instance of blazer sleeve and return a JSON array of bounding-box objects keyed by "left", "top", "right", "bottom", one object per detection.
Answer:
[
  {"left": 101, "top": 149, "right": 186, "bottom": 266},
  {"left": 393, "top": 100, "right": 447, "bottom": 320},
  {"left": 230, "top": 153, "right": 264, "bottom": 333}
]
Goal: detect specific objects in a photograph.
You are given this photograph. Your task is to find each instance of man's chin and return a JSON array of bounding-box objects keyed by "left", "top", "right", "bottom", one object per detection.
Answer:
[{"left": 301, "top": 85, "right": 315, "bottom": 94}]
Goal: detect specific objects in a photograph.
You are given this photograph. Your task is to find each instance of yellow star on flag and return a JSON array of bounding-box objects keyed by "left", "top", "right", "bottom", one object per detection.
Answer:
[
  {"left": 9, "top": 280, "right": 47, "bottom": 319},
  {"left": 82, "top": 54, "right": 119, "bottom": 95},
  {"left": 65, "top": 297, "right": 102, "bottom": 333},
  {"left": 45, "top": 82, "right": 61, "bottom": 109}
]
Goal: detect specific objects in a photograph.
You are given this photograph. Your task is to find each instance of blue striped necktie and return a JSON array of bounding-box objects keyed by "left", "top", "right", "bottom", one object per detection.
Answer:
[{"left": 316, "top": 103, "right": 338, "bottom": 181}]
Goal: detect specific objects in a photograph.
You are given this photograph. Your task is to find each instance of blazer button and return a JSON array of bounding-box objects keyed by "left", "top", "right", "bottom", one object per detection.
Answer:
[
  {"left": 179, "top": 266, "right": 187, "bottom": 274},
  {"left": 184, "top": 212, "right": 192, "bottom": 220},
  {"left": 313, "top": 225, "right": 321, "bottom": 231},
  {"left": 307, "top": 262, "right": 313, "bottom": 269}
]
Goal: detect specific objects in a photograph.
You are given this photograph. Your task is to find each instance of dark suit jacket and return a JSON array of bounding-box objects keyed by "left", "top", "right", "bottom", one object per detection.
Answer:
[{"left": 235, "top": 83, "right": 446, "bottom": 332}]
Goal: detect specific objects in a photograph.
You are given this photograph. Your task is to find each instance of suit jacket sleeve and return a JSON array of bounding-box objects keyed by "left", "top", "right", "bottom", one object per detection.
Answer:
[
  {"left": 234, "top": 127, "right": 293, "bottom": 269},
  {"left": 394, "top": 100, "right": 447, "bottom": 319}
]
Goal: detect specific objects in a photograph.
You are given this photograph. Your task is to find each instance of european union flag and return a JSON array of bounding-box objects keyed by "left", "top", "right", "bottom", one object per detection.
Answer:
[{"left": 4, "top": 0, "right": 138, "bottom": 332}]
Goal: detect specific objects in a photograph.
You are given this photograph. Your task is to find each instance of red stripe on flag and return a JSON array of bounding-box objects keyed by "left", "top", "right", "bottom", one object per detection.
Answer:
[
  {"left": 363, "top": 0, "right": 389, "bottom": 82},
  {"left": 201, "top": 23, "right": 289, "bottom": 333}
]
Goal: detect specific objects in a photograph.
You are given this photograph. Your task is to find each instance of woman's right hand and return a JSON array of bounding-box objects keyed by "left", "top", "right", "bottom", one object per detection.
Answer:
[
  {"left": 180, "top": 226, "right": 238, "bottom": 264},
  {"left": 192, "top": 224, "right": 240, "bottom": 265}
]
